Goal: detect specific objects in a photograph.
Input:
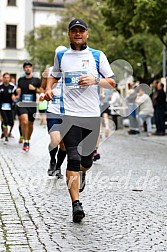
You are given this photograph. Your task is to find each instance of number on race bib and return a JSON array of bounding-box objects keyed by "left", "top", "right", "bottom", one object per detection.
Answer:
[{"left": 65, "top": 71, "right": 87, "bottom": 89}]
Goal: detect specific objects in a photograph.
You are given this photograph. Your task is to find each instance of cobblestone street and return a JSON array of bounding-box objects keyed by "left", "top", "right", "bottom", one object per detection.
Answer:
[{"left": 0, "top": 120, "right": 167, "bottom": 252}]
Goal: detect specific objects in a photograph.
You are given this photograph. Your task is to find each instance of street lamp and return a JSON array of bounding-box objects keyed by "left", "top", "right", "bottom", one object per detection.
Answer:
[
  {"left": 162, "top": 44, "right": 167, "bottom": 95},
  {"left": 163, "top": 44, "right": 166, "bottom": 78}
]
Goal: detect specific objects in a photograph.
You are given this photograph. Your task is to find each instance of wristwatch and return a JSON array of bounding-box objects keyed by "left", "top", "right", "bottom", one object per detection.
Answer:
[{"left": 95, "top": 77, "right": 100, "bottom": 85}]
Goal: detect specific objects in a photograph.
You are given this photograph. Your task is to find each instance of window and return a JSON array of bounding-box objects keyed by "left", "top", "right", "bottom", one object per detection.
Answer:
[
  {"left": 7, "top": 0, "right": 16, "bottom": 6},
  {"left": 6, "top": 25, "right": 17, "bottom": 48}
]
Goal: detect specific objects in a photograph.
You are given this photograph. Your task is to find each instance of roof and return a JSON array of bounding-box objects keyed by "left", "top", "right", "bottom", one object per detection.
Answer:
[{"left": 33, "top": 0, "right": 76, "bottom": 8}]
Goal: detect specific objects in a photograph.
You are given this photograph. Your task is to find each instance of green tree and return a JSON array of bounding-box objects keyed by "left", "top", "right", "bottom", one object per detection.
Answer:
[
  {"left": 25, "top": 0, "right": 125, "bottom": 72},
  {"left": 102, "top": 0, "right": 165, "bottom": 83},
  {"left": 134, "top": 0, "right": 167, "bottom": 46},
  {"left": 25, "top": 0, "right": 163, "bottom": 82},
  {"left": 24, "top": 25, "right": 69, "bottom": 72},
  {"left": 47, "top": 0, "right": 123, "bottom": 58}
]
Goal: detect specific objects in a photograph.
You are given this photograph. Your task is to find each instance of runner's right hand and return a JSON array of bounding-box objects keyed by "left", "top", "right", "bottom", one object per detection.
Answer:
[
  {"left": 39, "top": 93, "right": 45, "bottom": 101},
  {"left": 44, "top": 89, "right": 54, "bottom": 101}
]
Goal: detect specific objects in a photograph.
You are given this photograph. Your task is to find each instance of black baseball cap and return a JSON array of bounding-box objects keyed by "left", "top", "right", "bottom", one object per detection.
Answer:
[
  {"left": 23, "top": 61, "right": 32, "bottom": 68},
  {"left": 69, "top": 19, "right": 88, "bottom": 31}
]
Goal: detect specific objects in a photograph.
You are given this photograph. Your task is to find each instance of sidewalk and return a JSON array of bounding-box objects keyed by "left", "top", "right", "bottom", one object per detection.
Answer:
[
  {"left": 0, "top": 120, "right": 167, "bottom": 251},
  {"left": 119, "top": 127, "right": 167, "bottom": 146}
]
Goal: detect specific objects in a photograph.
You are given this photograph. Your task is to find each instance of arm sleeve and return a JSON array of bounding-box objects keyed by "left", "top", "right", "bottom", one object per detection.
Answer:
[{"left": 51, "top": 55, "right": 61, "bottom": 79}]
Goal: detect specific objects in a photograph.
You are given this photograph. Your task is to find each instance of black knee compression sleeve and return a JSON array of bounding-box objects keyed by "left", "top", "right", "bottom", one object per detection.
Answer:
[
  {"left": 81, "top": 153, "right": 93, "bottom": 169},
  {"left": 66, "top": 146, "right": 81, "bottom": 171}
]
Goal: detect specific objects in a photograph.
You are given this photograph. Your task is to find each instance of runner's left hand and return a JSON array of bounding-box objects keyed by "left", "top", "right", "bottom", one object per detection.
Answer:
[
  {"left": 29, "top": 84, "right": 36, "bottom": 91},
  {"left": 78, "top": 75, "right": 96, "bottom": 86}
]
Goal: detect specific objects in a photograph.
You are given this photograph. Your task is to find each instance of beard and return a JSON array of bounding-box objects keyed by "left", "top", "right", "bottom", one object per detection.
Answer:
[
  {"left": 26, "top": 72, "right": 31, "bottom": 75},
  {"left": 70, "top": 42, "right": 87, "bottom": 50}
]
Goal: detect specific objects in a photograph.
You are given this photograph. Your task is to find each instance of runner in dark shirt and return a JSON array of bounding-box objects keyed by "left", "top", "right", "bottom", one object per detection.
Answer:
[
  {"left": 0, "top": 72, "right": 17, "bottom": 143},
  {"left": 17, "top": 62, "right": 41, "bottom": 151}
]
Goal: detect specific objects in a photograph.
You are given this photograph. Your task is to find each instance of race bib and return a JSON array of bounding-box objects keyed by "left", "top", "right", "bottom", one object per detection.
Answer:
[
  {"left": 22, "top": 94, "right": 33, "bottom": 102},
  {"left": 1, "top": 103, "right": 11, "bottom": 110},
  {"left": 52, "top": 95, "right": 60, "bottom": 104},
  {"left": 64, "top": 71, "right": 87, "bottom": 89}
]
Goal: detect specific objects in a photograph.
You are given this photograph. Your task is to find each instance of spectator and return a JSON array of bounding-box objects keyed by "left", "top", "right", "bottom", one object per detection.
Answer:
[
  {"left": 152, "top": 82, "right": 166, "bottom": 135},
  {"left": 101, "top": 87, "right": 112, "bottom": 136},
  {"left": 109, "top": 85, "right": 121, "bottom": 130},
  {"left": 126, "top": 83, "right": 140, "bottom": 134},
  {"left": 136, "top": 86, "right": 154, "bottom": 136}
]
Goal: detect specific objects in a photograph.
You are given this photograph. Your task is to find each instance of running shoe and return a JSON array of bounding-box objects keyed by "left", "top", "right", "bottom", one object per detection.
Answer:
[
  {"left": 93, "top": 152, "right": 100, "bottom": 161},
  {"left": 73, "top": 201, "right": 85, "bottom": 223},
  {"left": 8, "top": 133, "right": 14, "bottom": 138},
  {"left": 56, "top": 169, "right": 63, "bottom": 179},
  {"left": 22, "top": 142, "right": 30, "bottom": 152},
  {"left": 4, "top": 137, "right": 8, "bottom": 144},
  {"left": 47, "top": 162, "right": 57, "bottom": 176},
  {"left": 79, "top": 172, "right": 86, "bottom": 192}
]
